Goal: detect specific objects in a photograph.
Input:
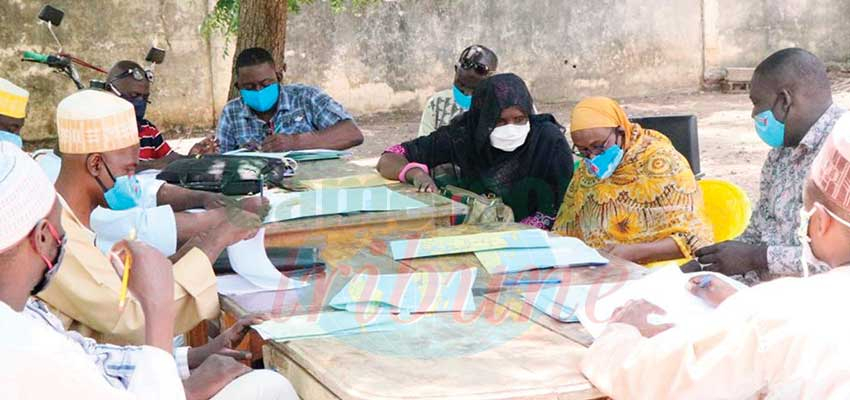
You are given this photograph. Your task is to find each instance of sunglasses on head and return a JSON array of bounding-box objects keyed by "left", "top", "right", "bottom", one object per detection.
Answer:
[
  {"left": 457, "top": 47, "right": 490, "bottom": 75},
  {"left": 112, "top": 67, "right": 154, "bottom": 83}
]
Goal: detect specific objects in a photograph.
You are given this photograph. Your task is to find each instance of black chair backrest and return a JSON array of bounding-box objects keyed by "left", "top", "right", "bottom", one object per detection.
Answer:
[{"left": 629, "top": 115, "right": 701, "bottom": 176}]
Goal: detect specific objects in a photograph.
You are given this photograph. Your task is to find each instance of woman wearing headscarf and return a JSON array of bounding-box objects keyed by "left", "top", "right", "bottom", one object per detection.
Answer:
[
  {"left": 553, "top": 97, "right": 712, "bottom": 263},
  {"left": 377, "top": 73, "right": 573, "bottom": 229}
]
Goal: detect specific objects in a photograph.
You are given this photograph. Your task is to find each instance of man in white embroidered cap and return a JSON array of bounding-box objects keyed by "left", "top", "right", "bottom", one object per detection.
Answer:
[
  {"left": 579, "top": 113, "right": 850, "bottom": 399},
  {"left": 38, "top": 90, "right": 261, "bottom": 345},
  {"left": 0, "top": 142, "right": 297, "bottom": 399},
  {"left": 0, "top": 141, "right": 184, "bottom": 398}
]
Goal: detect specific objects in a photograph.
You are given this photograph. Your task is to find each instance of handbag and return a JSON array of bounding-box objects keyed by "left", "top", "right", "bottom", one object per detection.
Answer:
[
  {"left": 156, "top": 155, "right": 296, "bottom": 195},
  {"left": 441, "top": 185, "right": 514, "bottom": 225}
]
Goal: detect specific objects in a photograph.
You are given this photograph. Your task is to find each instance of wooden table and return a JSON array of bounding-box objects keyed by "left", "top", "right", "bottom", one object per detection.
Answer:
[
  {"left": 262, "top": 158, "right": 467, "bottom": 262},
  {"left": 385, "top": 223, "right": 649, "bottom": 347},
  {"left": 262, "top": 298, "right": 606, "bottom": 400},
  {"left": 190, "top": 158, "right": 465, "bottom": 347},
  {"left": 219, "top": 222, "right": 647, "bottom": 399}
]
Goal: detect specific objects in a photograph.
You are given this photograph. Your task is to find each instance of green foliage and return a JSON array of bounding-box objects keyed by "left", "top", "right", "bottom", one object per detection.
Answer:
[
  {"left": 200, "top": 0, "right": 240, "bottom": 41},
  {"left": 201, "top": 0, "right": 380, "bottom": 40}
]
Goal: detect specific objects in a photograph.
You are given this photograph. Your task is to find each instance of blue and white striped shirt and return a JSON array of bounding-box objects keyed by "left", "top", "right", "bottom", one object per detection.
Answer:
[{"left": 23, "top": 299, "right": 191, "bottom": 389}]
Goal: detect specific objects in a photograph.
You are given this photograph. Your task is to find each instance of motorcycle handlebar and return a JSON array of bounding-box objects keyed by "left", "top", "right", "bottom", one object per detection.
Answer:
[{"left": 21, "top": 51, "right": 70, "bottom": 68}]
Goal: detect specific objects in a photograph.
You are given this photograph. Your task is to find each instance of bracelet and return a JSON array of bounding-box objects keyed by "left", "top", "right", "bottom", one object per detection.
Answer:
[{"left": 398, "top": 162, "right": 429, "bottom": 183}]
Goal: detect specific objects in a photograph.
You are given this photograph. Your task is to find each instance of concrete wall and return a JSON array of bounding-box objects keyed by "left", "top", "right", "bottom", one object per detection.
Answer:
[
  {"left": 284, "top": 0, "right": 704, "bottom": 114},
  {"left": 2, "top": 0, "right": 848, "bottom": 140},
  {"left": 0, "top": 0, "right": 219, "bottom": 140},
  {"left": 704, "top": 0, "right": 850, "bottom": 73}
]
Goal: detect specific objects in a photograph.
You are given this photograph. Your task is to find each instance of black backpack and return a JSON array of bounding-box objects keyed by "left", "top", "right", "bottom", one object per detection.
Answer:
[{"left": 156, "top": 155, "right": 296, "bottom": 195}]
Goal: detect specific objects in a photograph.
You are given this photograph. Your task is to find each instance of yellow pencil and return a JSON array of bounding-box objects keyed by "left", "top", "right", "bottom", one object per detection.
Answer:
[{"left": 118, "top": 229, "right": 137, "bottom": 309}]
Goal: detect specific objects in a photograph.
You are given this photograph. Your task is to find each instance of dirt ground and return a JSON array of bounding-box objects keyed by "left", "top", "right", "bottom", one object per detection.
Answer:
[{"left": 168, "top": 77, "right": 850, "bottom": 203}]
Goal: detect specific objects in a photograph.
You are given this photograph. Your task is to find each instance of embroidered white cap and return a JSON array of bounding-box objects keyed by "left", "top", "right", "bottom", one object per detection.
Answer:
[
  {"left": 812, "top": 113, "right": 850, "bottom": 211},
  {"left": 0, "top": 142, "right": 56, "bottom": 251},
  {"left": 57, "top": 90, "right": 138, "bottom": 154}
]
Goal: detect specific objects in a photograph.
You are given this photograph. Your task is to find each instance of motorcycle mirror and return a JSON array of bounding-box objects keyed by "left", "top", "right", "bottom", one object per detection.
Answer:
[
  {"left": 145, "top": 47, "right": 166, "bottom": 64},
  {"left": 38, "top": 5, "right": 64, "bottom": 27}
]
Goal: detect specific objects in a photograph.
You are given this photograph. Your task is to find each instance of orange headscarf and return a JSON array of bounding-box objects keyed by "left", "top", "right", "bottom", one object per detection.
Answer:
[{"left": 570, "top": 97, "right": 642, "bottom": 149}]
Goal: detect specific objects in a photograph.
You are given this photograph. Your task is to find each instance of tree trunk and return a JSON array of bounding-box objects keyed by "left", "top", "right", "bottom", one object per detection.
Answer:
[{"left": 228, "top": 0, "right": 288, "bottom": 99}]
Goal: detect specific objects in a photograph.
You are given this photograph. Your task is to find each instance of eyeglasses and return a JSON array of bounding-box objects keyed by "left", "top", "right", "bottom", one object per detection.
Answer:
[
  {"left": 457, "top": 47, "right": 490, "bottom": 75},
  {"left": 571, "top": 131, "right": 617, "bottom": 159}
]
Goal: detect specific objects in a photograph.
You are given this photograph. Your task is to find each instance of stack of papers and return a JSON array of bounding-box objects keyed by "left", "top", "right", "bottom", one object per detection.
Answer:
[
  {"left": 475, "top": 236, "right": 609, "bottom": 274},
  {"left": 389, "top": 229, "right": 549, "bottom": 260},
  {"left": 264, "top": 187, "right": 427, "bottom": 223},
  {"left": 252, "top": 311, "right": 395, "bottom": 341},
  {"left": 217, "top": 228, "right": 310, "bottom": 295},
  {"left": 330, "top": 269, "right": 478, "bottom": 313},
  {"left": 574, "top": 267, "right": 748, "bottom": 338}
]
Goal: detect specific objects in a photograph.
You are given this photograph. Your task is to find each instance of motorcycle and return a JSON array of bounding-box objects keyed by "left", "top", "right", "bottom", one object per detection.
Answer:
[{"left": 21, "top": 5, "right": 166, "bottom": 90}]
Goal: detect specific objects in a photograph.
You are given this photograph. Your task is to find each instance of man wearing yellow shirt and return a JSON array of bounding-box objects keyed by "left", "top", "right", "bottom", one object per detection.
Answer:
[{"left": 38, "top": 90, "right": 264, "bottom": 344}]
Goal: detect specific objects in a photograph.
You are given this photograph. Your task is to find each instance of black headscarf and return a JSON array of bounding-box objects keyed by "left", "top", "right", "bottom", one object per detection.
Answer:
[
  {"left": 466, "top": 74, "right": 535, "bottom": 162},
  {"left": 401, "top": 73, "right": 574, "bottom": 221}
]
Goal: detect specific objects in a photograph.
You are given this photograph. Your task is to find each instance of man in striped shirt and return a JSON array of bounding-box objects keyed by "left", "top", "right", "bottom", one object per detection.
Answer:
[{"left": 107, "top": 61, "right": 219, "bottom": 171}]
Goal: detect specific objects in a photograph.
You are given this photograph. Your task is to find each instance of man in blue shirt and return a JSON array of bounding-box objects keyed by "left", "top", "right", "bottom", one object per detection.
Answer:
[{"left": 217, "top": 47, "right": 364, "bottom": 153}]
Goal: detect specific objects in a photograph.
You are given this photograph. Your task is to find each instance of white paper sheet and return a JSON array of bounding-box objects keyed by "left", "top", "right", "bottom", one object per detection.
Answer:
[
  {"left": 216, "top": 274, "right": 280, "bottom": 296},
  {"left": 252, "top": 311, "right": 396, "bottom": 341},
  {"left": 226, "top": 228, "right": 310, "bottom": 291},
  {"left": 575, "top": 267, "right": 748, "bottom": 338}
]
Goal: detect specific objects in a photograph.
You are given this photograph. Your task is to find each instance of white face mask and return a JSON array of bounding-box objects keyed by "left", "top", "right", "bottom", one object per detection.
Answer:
[
  {"left": 489, "top": 122, "right": 530, "bottom": 152},
  {"left": 798, "top": 203, "right": 850, "bottom": 276}
]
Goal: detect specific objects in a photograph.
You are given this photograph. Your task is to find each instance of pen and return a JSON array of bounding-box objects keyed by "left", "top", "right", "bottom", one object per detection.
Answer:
[
  {"left": 504, "top": 279, "right": 562, "bottom": 286},
  {"left": 118, "top": 228, "right": 137, "bottom": 310}
]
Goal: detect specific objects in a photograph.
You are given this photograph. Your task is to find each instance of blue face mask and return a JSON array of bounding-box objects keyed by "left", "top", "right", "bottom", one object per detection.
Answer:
[
  {"left": 584, "top": 144, "right": 625, "bottom": 180},
  {"left": 104, "top": 175, "right": 142, "bottom": 210},
  {"left": 452, "top": 85, "right": 472, "bottom": 110},
  {"left": 240, "top": 83, "right": 280, "bottom": 113},
  {"left": 0, "top": 130, "right": 23, "bottom": 148},
  {"left": 124, "top": 96, "right": 148, "bottom": 124},
  {"left": 95, "top": 161, "right": 142, "bottom": 210},
  {"left": 753, "top": 109, "right": 786, "bottom": 148}
]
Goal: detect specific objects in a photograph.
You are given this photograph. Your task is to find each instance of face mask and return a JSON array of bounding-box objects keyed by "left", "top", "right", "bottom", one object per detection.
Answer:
[
  {"left": 29, "top": 221, "right": 66, "bottom": 295},
  {"left": 490, "top": 122, "right": 530, "bottom": 152},
  {"left": 94, "top": 160, "right": 142, "bottom": 211},
  {"left": 585, "top": 144, "right": 624, "bottom": 180},
  {"left": 753, "top": 102, "right": 786, "bottom": 148},
  {"left": 452, "top": 85, "right": 472, "bottom": 110},
  {"left": 124, "top": 96, "right": 148, "bottom": 123},
  {"left": 240, "top": 83, "right": 280, "bottom": 113},
  {"left": 0, "top": 130, "right": 23, "bottom": 148}
]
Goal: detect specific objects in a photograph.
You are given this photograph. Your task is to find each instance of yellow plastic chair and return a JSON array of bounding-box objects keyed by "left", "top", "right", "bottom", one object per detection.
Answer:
[
  {"left": 698, "top": 178, "right": 752, "bottom": 242},
  {"left": 644, "top": 178, "right": 751, "bottom": 268}
]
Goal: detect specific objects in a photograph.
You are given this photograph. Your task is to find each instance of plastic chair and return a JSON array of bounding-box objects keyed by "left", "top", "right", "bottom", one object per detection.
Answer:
[
  {"left": 698, "top": 178, "right": 752, "bottom": 242},
  {"left": 630, "top": 115, "right": 701, "bottom": 177}
]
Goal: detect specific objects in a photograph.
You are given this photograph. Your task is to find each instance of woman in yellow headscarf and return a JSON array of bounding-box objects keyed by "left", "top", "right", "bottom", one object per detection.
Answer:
[{"left": 553, "top": 97, "right": 712, "bottom": 264}]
